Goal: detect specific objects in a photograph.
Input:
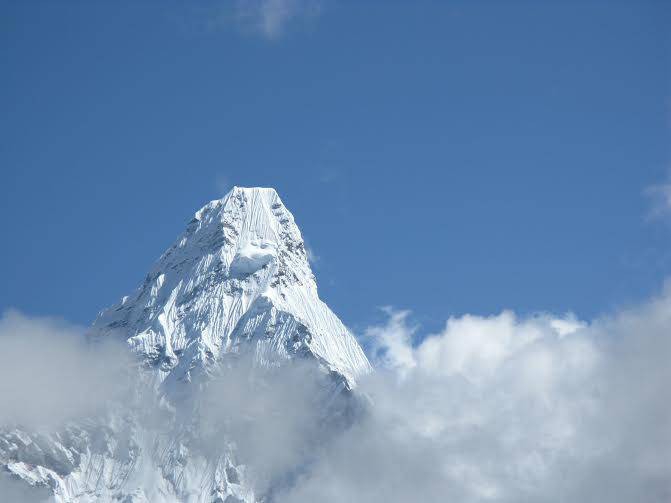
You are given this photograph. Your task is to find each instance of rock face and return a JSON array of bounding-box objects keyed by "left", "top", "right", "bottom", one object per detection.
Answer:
[{"left": 0, "top": 187, "right": 371, "bottom": 502}]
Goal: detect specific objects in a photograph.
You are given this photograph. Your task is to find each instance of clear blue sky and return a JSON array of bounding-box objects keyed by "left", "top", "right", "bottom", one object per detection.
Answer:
[{"left": 1, "top": 1, "right": 670, "bottom": 333}]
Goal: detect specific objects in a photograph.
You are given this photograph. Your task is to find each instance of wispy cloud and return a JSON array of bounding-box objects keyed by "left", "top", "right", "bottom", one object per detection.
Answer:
[
  {"left": 280, "top": 290, "right": 671, "bottom": 502},
  {"left": 645, "top": 180, "right": 671, "bottom": 219},
  {"left": 216, "top": 173, "right": 231, "bottom": 195},
  {"left": 365, "top": 307, "right": 417, "bottom": 377},
  {"left": 303, "top": 237, "right": 320, "bottom": 265},
  {"left": 233, "top": 0, "right": 324, "bottom": 39},
  {"left": 0, "top": 310, "right": 131, "bottom": 430}
]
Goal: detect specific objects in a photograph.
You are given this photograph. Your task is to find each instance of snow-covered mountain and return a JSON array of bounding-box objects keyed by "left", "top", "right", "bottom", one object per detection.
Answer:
[
  {"left": 0, "top": 187, "right": 371, "bottom": 502},
  {"left": 94, "top": 186, "right": 370, "bottom": 387}
]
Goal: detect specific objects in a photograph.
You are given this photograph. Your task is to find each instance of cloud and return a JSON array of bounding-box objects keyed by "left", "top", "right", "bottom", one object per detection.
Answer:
[
  {"left": 278, "top": 287, "right": 671, "bottom": 502},
  {"left": 0, "top": 472, "right": 50, "bottom": 503},
  {"left": 0, "top": 310, "right": 132, "bottom": 430},
  {"left": 365, "top": 307, "right": 417, "bottom": 376},
  {"left": 303, "top": 237, "right": 320, "bottom": 265},
  {"left": 195, "top": 355, "right": 360, "bottom": 496},
  {"left": 1, "top": 284, "right": 669, "bottom": 502},
  {"left": 305, "top": 244, "right": 319, "bottom": 265},
  {"left": 645, "top": 176, "right": 671, "bottom": 220},
  {"left": 216, "top": 173, "right": 232, "bottom": 195},
  {"left": 233, "top": 0, "right": 324, "bottom": 39}
]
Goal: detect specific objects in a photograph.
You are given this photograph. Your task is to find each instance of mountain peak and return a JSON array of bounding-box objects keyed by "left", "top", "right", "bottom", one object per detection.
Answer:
[
  {"left": 94, "top": 187, "right": 370, "bottom": 388},
  {"left": 2, "top": 187, "right": 371, "bottom": 503},
  {"left": 191, "top": 186, "right": 300, "bottom": 258},
  {"left": 197, "top": 186, "right": 280, "bottom": 217}
]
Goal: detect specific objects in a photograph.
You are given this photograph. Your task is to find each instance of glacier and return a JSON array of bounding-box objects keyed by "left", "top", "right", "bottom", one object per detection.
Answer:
[{"left": 0, "top": 187, "right": 371, "bottom": 502}]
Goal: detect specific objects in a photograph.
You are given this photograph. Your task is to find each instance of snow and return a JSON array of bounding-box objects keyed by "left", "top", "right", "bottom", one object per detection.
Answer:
[
  {"left": 229, "top": 241, "right": 276, "bottom": 276},
  {"left": 1, "top": 186, "right": 371, "bottom": 502},
  {"left": 92, "top": 186, "right": 371, "bottom": 386}
]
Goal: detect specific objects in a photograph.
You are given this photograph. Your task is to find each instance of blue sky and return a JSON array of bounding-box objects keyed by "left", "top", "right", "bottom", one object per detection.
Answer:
[{"left": 1, "top": 1, "right": 670, "bottom": 334}]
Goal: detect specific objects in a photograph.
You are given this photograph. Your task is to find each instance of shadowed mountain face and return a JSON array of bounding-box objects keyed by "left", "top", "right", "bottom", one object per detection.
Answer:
[{"left": 1, "top": 187, "right": 370, "bottom": 502}]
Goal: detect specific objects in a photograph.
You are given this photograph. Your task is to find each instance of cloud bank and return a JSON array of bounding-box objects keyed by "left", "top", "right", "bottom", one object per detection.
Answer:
[
  {"left": 1, "top": 286, "right": 669, "bottom": 501},
  {"left": 279, "top": 287, "right": 671, "bottom": 502},
  {"left": 0, "top": 310, "right": 131, "bottom": 430}
]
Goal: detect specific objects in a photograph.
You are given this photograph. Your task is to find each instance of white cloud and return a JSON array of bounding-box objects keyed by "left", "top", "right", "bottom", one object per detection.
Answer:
[
  {"left": 279, "top": 287, "right": 671, "bottom": 502},
  {"left": 0, "top": 310, "right": 132, "bottom": 430},
  {"left": 216, "top": 173, "right": 231, "bottom": 195},
  {"left": 305, "top": 243, "right": 320, "bottom": 265},
  {"left": 0, "top": 472, "right": 50, "bottom": 503},
  {"left": 366, "top": 307, "right": 417, "bottom": 376},
  {"left": 645, "top": 179, "right": 671, "bottom": 219},
  {"left": 196, "top": 357, "right": 347, "bottom": 494},
  {"left": 234, "top": 0, "right": 324, "bottom": 39},
  {"left": 1, "top": 283, "right": 669, "bottom": 502},
  {"left": 300, "top": 235, "right": 320, "bottom": 266}
]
